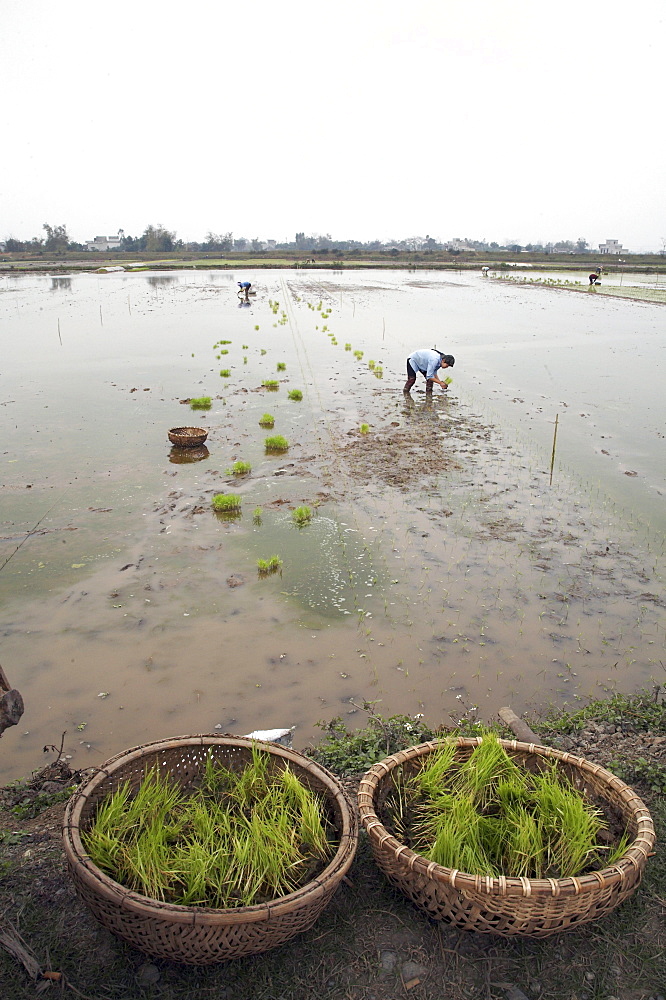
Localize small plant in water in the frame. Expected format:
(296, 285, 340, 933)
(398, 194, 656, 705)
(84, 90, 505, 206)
(265, 435, 289, 452)
(220, 349, 229, 355)
(368, 360, 375, 369)
(211, 493, 242, 513)
(220, 369, 231, 377)
(190, 396, 212, 409)
(345, 343, 351, 351)
(288, 389, 303, 401)
(360, 423, 370, 434)
(262, 379, 279, 389)
(292, 506, 313, 526)
(227, 460, 251, 476)
(257, 555, 282, 575)
(354, 350, 364, 360)
(277, 362, 286, 371)
(253, 506, 263, 524)
(259, 413, 275, 427)
(374, 367, 383, 378)
(260, 348, 267, 356)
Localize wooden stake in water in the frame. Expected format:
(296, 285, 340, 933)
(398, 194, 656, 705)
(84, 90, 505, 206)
(549, 413, 559, 486)
(58, 318, 62, 346)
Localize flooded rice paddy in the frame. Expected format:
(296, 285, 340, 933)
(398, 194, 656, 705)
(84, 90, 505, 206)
(1, 268, 664, 781)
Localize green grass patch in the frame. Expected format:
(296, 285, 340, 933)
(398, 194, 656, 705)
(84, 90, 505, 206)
(262, 379, 279, 389)
(189, 396, 212, 409)
(220, 369, 231, 377)
(287, 389, 303, 401)
(259, 413, 275, 427)
(359, 423, 370, 434)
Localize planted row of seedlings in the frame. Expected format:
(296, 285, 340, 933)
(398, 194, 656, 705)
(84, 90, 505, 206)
(83, 745, 334, 908)
(382, 734, 628, 879)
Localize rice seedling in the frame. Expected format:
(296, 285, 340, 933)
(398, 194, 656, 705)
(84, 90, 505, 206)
(345, 343, 351, 351)
(219, 340, 232, 345)
(259, 413, 275, 427)
(82, 749, 333, 909)
(220, 349, 229, 355)
(354, 350, 364, 360)
(254, 325, 260, 331)
(292, 506, 312, 526)
(444, 376, 453, 386)
(277, 362, 286, 371)
(252, 507, 262, 524)
(374, 367, 383, 378)
(227, 460, 251, 476)
(242, 344, 249, 349)
(288, 389, 303, 401)
(260, 349, 267, 356)
(220, 369, 231, 377)
(190, 396, 212, 409)
(257, 555, 282, 575)
(243, 356, 248, 364)
(368, 360, 375, 369)
(359, 423, 370, 434)
(384, 735, 624, 881)
(265, 435, 289, 452)
(262, 379, 279, 389)
(212, 493, 242, 513)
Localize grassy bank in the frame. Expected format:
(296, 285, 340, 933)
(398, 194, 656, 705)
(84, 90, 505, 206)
(1, 692, 665, 1000)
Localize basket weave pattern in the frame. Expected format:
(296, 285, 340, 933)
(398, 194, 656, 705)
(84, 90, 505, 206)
(358, 737, 654, 938)
(168, 426, 208, 447)
(63, 736, 357, 964)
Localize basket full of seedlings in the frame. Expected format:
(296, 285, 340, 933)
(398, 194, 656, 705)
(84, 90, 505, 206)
(357, 734, 654, 938)
(63, 735, 358, 964)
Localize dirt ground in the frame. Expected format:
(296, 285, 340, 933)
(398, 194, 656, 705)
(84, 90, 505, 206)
(1, 719, 664, 1000)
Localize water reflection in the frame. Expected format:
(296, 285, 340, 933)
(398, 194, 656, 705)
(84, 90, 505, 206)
(168, 445, 210, 464)
(146, 275, 179, 287)
(50, 277, 72, 292)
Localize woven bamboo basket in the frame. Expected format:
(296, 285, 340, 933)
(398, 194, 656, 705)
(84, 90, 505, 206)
(358, 737, 655, 938)
(63, 735, 358, 964)
(168, 426, 208, 447)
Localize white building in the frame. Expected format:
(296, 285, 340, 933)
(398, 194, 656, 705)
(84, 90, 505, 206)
(598, 239, 624, 255)
(85, 233, 123, 251)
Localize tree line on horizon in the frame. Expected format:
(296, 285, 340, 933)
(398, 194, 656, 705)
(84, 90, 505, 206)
(1, 223, 596, 256)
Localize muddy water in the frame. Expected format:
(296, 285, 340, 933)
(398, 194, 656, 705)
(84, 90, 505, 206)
(1, 269, 664, 781)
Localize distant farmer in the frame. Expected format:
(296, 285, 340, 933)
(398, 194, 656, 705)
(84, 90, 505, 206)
(481, 266, 490, 276)
(237, 281, 252, 299)
(588, 269, 601, 286)
(404, 349, 455, 394)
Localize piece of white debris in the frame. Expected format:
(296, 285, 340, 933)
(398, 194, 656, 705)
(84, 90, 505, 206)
(244, 727, 295, 746)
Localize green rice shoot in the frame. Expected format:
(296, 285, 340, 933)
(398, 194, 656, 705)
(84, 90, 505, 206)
(211, 493, 242, 513)
(259, 413, 275, 427)
(383, 734, 627, 880)
(257, 555, 282, 574)
(288, 389, 303, 401)
(82, 749, 334, 908)
(190, 396, 212, 409)
(227, 460, 251, 476)
(292, 506, 312, 526)
(265, 435, 289, 452)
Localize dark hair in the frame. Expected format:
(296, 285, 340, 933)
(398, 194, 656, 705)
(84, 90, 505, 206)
(441, 354, 455, 367)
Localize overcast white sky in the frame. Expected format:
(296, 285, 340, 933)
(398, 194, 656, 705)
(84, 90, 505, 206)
(1, 0, 664, 251)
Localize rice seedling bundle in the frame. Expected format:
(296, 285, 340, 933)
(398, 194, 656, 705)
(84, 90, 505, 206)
(227, 460, 251, 476)
(288, 389, 303, 401)
(190, 397, 212, 410)
(82, 747, 334, 909)
(383, 735, 628, 880)
(212, 493, 242, 512)
(257, 555, 282, 574)
(262, 379, 279, 389)
(258, 413, 275, 427)
(292, 506, 312, 526)
(265, 435, 289, 452)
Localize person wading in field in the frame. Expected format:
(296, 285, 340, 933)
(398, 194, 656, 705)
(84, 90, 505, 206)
(404, 349, 455, 393)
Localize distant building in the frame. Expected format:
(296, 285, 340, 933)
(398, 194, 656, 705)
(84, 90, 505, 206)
(85, 233, 123, 252)
(598, 239, 624, 255)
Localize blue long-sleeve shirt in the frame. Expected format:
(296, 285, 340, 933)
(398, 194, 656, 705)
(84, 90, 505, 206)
(408, 349, 444, 380)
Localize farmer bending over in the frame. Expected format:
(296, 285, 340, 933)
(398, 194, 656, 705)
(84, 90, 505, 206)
(237, 281, 252, 299)
(404, 349, 455, 393)
(588, 270, 601, 286)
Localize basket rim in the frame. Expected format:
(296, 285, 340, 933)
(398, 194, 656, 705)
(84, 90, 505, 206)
(168, 426, 208, 435)
(357, 736, 655, 899)
(63, 734, 357, 925)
